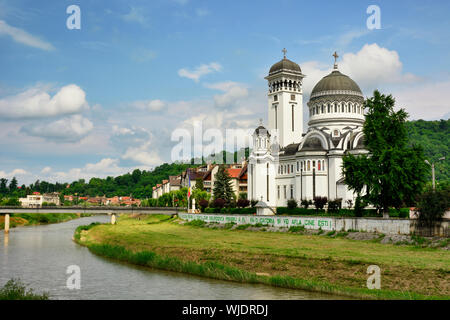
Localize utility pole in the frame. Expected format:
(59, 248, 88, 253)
(425, 157, 445, 190)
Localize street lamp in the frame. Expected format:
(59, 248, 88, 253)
(425, 157, 445, 190)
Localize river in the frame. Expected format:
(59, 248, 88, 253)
(0, 216, 345, 300)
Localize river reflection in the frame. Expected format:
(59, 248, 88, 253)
(0, 216, 347, 300)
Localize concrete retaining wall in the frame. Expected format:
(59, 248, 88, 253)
(178, 213, 413, 235)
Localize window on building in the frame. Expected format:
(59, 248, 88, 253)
(307, 161, 310, 171)
(318, 161, 321, 170)
(291, 164, 294, 173)
(274, 95, 278, 102)
(321, 105, 324, 113)
(327, 104, 330, 113)
(292, 105, 295, 132)
(313, 160, 315, 168)
(277, 185, 280, 199)
(290, 185, 294, 199)
(297, 161, 299, 172)
(334, 104, 337, 112)
(291, 94, 295, 101)
(283, 185, 287, 199)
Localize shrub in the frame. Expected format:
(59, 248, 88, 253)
(198, 199, 209, 212)
(287, 199, 298, 210)
(250, 199, 258, 207)
(237, 198, 250, 208)
(313, 197, 328, 210)
(300, 199, 310, 209)
(288, 226, 305, 233)
(327, 199, 342, 213)
(0, 279, 48, 300)
(213, 198, 226, 209)
(417, 187, 449, 227)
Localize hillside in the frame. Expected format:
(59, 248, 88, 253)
(406, 119, 449, 184)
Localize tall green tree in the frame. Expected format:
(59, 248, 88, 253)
(213, 165, 234, 205)
(9, 177, 18, 192)
(0, 178, 8, 195)
(342, 90, 428, 217)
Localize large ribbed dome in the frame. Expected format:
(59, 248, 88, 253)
(269, 58, 302, 75)
(311, 70, 362, 97)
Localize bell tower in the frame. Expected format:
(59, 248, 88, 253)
(265, 49, 305, 148)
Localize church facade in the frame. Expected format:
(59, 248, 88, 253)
(248, 51, 368, 210)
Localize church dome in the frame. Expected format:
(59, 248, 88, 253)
(311, 70, 362, 98)
(269, 58, 302, 75)
(307, 53, 365, 128)
(254, 125, 270, 136)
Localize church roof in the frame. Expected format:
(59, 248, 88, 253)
(280, 143, 300, 156)
(300, 137, 326, 151)
(310, 70, 362, 98)
(269, 57, 302, 75)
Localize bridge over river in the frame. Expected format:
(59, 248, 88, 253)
(0, 206, 182, 233)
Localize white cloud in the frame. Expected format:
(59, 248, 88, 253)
(178, 62, 222, 82)
(339, 43, 419, 90)
(0, 20, 54, 50)
(41, 167, 52, 174)
(22, 115, 93, 142)
(122, 7, 147, 26)
(0, 168, 28, 179)
(393, 80, 450, 120)
(131, 99, 166, 111)
(301, 43, 419, 95)
(40, 158, 137, 183)
(0, 84, 89, 119)
(205, 81, 249, 108)
(122, 142, 163, 166)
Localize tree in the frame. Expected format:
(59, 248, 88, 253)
(195, 178, 204, 191)
(213, 165, 234, 205)
(417, 186, 449, 227)
(9, 177, 18, 192)
(0, 178, 8, 195)
(342, 90, 428, 218)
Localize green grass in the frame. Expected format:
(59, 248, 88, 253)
(81, 242, 441, 300)
(75, 215, 450, 300)
(0, 279, 48, 300)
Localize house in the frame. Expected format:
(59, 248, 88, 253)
(19, 192, 60, 207)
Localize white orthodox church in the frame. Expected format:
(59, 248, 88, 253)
(248, 51, 369, 211)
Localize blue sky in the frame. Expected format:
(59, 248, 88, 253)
(0, 0, 449, 184)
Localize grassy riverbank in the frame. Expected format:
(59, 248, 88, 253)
(0, 213, 89, 230)
(75, 215, 450, 300)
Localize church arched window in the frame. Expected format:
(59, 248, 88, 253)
(334, 104, 337, 113)
(307, 161, 310, 171)
(321, 105, 324, 113)
(327, 104, 330, 113)
(318, 161, 321, 171)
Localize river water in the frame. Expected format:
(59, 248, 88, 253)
(0, 216, 345, 300)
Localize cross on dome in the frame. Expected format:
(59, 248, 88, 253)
(282, 48, 287, 59)
(333, 51, 339, 69)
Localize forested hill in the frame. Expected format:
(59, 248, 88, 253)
(406, 119, 449, 183)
